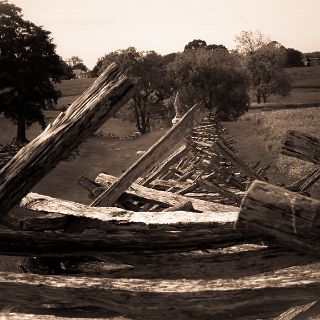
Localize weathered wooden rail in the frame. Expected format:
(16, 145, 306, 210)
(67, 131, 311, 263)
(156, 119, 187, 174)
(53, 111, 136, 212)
(1, 62, 320, 319)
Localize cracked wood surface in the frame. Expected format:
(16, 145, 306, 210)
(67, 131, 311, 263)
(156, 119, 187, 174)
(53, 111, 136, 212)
(95, 173, 237, 212)
(236, 180, 320, 257)
(281, 130, 320, 164)
(91, 102, 207, 207)
(0, 63, 134, 218)
(0, 244, 320, 319)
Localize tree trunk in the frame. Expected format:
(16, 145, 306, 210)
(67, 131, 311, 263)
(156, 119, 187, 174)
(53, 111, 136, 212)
(16, 107, 27, 145)
(256, 93, 261, 104)
(0, 63, 134, 219)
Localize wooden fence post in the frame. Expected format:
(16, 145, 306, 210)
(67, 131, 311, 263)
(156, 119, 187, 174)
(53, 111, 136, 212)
(281, 130, 320, 164)
(91, 103, 207, 207)
(0, 63, 134, 218)
(236, 180, 320, 257)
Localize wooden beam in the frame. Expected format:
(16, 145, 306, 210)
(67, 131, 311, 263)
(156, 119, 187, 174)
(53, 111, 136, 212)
(140, 145, 189, 186)
(0, 63, 134, 218)
(21, 192, 237, 227)
(95, 173, 237, 212)
(282, 130, 320, 164)
(275, 301, 319, 320)
(236, 180, 320, 257)
(91, 103, 207, 207)
(1, 256, 320, 319)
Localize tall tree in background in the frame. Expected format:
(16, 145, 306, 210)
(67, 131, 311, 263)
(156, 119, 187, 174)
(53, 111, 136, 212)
(66, 55, 88, 72)
(95, 48, 174, 134)
(286, 48, 304, 67)
(236, 31, 290, 103)
(169, 43, 249, 120)
(0, 0, 64, 144)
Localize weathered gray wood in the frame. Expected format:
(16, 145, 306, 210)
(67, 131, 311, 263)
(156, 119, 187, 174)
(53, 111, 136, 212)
(95, 173, 237, 212)
(236, 180, 320, 257)
(282, 130, 320, 164)
(91, 102, 207, 207)
(21, 192, 237, 227)
(141, 145, 189, 186)
(1, 314, 123, 320)
(0, 227, 244, 256)
(0, 63, 134, 218)
(214, 139, 265, 181)
(275, 301, 318, 320)
(1, 254, 320, 319)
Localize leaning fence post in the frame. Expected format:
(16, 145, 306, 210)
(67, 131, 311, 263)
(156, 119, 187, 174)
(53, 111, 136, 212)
(0, 63, 134, 219)
(90, 102, 207, 207)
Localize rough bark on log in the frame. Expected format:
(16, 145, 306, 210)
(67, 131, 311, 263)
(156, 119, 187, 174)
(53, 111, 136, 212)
(91, 102, 207, 207)
(95, 173, 236, 212)
(281, 130, 320, 164)
(236, 180, 320, 257)
(2, 257, 320, 319)
(0, 63, 134, 218)
(0, 228, 244, 256)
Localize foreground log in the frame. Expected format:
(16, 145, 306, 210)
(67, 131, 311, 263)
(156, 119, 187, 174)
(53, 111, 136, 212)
(0, 228, 244, 256)
(2, 257, 320, 319)
(281, 130, 320, 164)
(91, 102, 207, 207)
(236, 180, 320, 257)
(0, 63, 134, 218)
(95, 173, 236, 212)
(21, 192, 237, 229)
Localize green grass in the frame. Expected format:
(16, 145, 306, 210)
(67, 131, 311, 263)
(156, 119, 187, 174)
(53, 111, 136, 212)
(239, 107, 320, 182)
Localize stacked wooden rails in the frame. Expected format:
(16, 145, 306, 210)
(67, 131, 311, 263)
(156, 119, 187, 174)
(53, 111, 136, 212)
(2, 64, 320, 319)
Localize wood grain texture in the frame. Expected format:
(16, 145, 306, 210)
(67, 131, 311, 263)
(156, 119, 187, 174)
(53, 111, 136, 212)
(91, 102, 207, 207)
(95, 173, 237, 212)
(236, 180, 320, 257)
(281, 130, 320, 164)
(0, 248, 320, 319)
(0, 63, 134, 218)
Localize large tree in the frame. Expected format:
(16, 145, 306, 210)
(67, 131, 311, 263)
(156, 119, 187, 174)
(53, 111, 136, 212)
(168, 45, 250, 120)
(95, 48, 174, 134)
(236, 31, 290, 103)
(286, 48, 304, 67)
(0, 1, 64, 145)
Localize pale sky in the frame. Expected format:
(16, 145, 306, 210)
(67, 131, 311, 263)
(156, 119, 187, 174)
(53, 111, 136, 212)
(10, 0, 320, 69)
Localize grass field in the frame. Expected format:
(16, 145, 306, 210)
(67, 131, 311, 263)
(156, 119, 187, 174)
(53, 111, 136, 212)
(239, 107, 320, 186)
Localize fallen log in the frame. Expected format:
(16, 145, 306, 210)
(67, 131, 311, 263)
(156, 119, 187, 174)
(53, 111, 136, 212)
(91, 102, 207, 207)
(281, 130, 320, 164)
(236, 180, 320, 257)
(95, 173, 236, 212)
(0, 63, 134, 218)
(1, 259, 320, 319)
(0, 227, 244, 257)
(21, 192, 237, 228)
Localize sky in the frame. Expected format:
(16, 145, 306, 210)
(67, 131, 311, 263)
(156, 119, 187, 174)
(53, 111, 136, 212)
(9, 0, 320, 69)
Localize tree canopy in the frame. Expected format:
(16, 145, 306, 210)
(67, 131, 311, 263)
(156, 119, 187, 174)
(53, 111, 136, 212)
(236, 31, 290, 103)
(0, 0, 64, 144)
(169, 45, 249, 120)
(95, 48, 175, 133)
